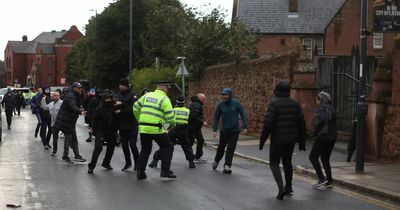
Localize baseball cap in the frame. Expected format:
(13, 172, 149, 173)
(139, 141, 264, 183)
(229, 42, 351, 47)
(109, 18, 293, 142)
(72, 82, 83, 88)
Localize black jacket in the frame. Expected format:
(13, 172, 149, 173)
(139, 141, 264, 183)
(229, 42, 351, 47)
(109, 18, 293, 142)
(260, 81, 306, 149)
(92, 103, 117, 136)
(40, 96, 52, 122)
(188, 96, 204, 130)
(55, 90, 82, 134)
(15, 94, 25, 107)
(115, 89, 138, 130)
(2, 93, 16, 111)
(313, 103, 337, 141)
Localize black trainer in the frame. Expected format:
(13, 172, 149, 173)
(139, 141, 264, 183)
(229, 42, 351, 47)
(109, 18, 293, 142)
(189, 161, 196, 169)
(62, 157, 74, 164)
(160, 170, 177, 179)
(148, 160, 158, 168)
(86, 138, 92, 142)
(51, 151, 56, 156)
(313, 179, 328, 189)
(74, 156, 86, 162)
(122, 163, 132, 171)
(88, 166, 94, 174)
(46, 144, 52, 149)
(101, 164, 113, 170)
(284, 185, 293, 195)
(137, 171, 147, 180)
(276, 191, 285, 200)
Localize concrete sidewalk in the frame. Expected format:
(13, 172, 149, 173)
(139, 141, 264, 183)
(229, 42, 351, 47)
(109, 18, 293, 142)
(201, 127, 400, 204)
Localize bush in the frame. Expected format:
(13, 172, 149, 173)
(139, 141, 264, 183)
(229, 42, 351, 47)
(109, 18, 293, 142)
(130, 67, 181, 95)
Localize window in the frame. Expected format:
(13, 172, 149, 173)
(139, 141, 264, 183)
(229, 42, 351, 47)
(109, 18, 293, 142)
(373, 33, 383, 49)
(47, 58, 53, 71)
(302, 38, 312, 51)
(47, 74, 53, 83)
(315, 38, 324, 55)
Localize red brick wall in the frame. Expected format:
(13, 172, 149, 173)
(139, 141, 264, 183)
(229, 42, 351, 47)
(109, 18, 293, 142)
(256, 35, 297, 55)
(61, 25, 83, 43)
(11, 54, 27, 86)
(188, 55, 297, 133)
(324, 0, 395, 56)
(36, 54, 56, 87)
(55, 46, 72, 86)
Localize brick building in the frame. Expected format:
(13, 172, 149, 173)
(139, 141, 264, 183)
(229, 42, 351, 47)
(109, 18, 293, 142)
(234, 0, 394, 57)
(3, 25, 83, 88)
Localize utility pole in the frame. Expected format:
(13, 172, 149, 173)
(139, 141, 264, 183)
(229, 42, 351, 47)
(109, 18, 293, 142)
(129, 0, 133, 74)
(356, 0, 368, 173)
(176, 57, 189, 97)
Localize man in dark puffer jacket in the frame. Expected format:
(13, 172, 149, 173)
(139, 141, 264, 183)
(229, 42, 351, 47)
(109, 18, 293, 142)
(56, 82, 86, 164)
(259, 80, 306, 200)
(188, 93, 207, 163)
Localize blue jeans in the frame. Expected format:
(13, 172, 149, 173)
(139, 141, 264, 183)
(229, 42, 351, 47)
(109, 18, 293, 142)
(35, 112, 42, 135)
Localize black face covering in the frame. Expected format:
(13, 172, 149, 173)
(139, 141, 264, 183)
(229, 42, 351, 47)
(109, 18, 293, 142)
(103, 100, 113, 107)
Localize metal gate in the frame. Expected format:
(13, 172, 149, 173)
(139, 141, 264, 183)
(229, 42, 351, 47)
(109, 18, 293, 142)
(315, 55, 378, 133)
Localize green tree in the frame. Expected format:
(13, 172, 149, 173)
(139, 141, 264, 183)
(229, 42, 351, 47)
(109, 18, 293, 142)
(65, 38, 90, 83)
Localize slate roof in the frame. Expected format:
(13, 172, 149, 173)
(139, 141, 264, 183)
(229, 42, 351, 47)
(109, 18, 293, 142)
(33, 31, 66, 43)
(8, 41, 37, 54)
(236, 0, 345, 34)
(37, 43, 55, 54)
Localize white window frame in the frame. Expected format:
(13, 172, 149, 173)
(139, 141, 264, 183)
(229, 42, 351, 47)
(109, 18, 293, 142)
(373, 33, 383, 49)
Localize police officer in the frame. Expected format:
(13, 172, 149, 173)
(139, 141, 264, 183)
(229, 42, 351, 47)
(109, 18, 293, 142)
(149, 96, 196, 169)
(133, 82, 177, 180)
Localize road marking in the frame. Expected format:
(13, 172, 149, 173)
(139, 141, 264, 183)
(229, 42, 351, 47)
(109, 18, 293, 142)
(27, 183, 35, 188)
(23, 169, 29, 175)
(31, 191, 39, 198)
(34, 202, 42, 209)
(25, 175, 31, 180)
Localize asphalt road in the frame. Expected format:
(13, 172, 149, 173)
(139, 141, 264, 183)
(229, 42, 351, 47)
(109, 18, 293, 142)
(0, 110, 393, 210)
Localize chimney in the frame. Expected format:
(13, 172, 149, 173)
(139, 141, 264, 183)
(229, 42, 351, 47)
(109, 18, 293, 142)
(22, 35, 28, 42)
(289, 0, 298, 12)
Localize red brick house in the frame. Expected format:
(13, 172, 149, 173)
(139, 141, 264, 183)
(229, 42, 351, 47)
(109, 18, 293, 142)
(3, 25, 83, 88)
(234, 0, 395, 57)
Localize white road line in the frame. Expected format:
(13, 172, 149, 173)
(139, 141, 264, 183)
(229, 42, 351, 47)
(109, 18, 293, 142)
(31, 191, 39, 198)
(23, 169, 29, 174)
(34, 202, 42, 209)
(25, 175, 31, 180)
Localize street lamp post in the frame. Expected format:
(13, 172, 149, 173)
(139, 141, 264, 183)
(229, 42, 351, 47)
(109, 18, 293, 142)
(356, 0, 368, 173)
(129, 0, 133, 73)
(176, 57, 189, 97)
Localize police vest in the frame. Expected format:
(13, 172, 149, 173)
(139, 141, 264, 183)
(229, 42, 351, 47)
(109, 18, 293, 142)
(133, 89, 175, 134)
(174, 107, 190, 125)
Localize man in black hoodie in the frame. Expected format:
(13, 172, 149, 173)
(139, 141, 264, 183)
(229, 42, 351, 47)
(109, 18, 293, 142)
(88, 93, 118, 174)
(2, 88, 16, 130)
(115, 78, 139, 171)
(259, 80, 306, 200)
(309, 91, 337, 189)
(188, 93, 207, 164)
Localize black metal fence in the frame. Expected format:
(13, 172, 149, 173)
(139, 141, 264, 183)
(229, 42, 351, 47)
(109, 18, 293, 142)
(315, 55, 378, 133)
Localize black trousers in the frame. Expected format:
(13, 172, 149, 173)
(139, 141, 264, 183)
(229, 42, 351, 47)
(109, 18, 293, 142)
(119, 128, 139, 166)
(52, 126, 59, 153)
(269, 143, 295, 191)
(40, 120, 52, 146)
(5, 110, 13, 127)
(62, 129, 81, 159)
(89, 132, 117, 169)
(189, 128, 205, 159)
(16, 105, 21, 116)
(153, 128, 195, 162)
(137, 133, 174, 171)
(309, 140, 335, 182)
(214, 131, 240, 167)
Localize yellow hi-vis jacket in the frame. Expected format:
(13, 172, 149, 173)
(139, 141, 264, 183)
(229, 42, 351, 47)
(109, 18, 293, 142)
(133, 89, 176, 134)
(174, 107, 190, 125)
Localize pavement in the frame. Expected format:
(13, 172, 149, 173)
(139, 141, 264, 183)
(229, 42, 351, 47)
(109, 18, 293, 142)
(201, 127, 400, 205)
(0, 109, 398, 209)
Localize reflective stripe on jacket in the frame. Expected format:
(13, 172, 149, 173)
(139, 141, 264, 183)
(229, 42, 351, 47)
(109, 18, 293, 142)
(133, 89, 175, 134)
(174, 107, 190, 125)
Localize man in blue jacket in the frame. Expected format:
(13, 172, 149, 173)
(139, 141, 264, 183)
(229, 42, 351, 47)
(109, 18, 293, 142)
(212, 88, 247, 174)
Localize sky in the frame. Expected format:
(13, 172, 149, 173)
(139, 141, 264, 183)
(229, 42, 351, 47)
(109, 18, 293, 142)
(0, 0, 233, 60)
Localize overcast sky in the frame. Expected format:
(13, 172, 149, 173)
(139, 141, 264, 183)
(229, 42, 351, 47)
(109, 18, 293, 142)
(0, 0, 233, 60)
